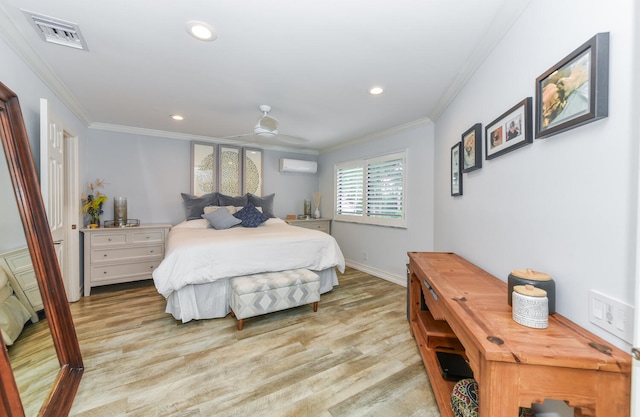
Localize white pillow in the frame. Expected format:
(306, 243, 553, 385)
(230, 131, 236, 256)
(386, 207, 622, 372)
(203, 205, 237, 215)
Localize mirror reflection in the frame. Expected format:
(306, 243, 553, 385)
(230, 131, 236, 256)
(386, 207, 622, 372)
(0, 137, 58, 415)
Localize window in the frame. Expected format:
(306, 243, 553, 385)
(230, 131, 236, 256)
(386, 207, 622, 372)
(334, 151, 406, 227)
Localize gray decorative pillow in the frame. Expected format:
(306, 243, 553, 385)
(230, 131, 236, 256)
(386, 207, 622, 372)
(248, 193, 276, 218)
(202, 207, 242, 229)
(218, 193, 248, 207)
(233, 203, 268, 227)
(181, 192, 219, 220)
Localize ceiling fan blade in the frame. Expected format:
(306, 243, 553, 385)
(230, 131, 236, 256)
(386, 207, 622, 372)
(276, 133, 310, 145)
(221, 133, 254, 140)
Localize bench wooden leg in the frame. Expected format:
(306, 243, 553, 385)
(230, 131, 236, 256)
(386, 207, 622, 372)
(237, 318, 243, 331)
(313, 301, 318, 312)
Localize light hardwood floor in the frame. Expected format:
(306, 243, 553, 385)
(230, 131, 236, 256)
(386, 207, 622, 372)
(11, 267, 439, 417)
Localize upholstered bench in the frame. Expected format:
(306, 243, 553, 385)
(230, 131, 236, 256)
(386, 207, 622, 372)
(229, 268, 320, 330)
(451, 378, 536, 417)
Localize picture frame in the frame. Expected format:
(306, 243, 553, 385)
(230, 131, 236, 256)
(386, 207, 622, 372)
(461, 123, 482, 173)
(242, 148, 264, 196)
(485, 97, 532, 160)
(191, 141, 217, 195)
(535, 32, 609, 139)
(451, 142, 462, 196)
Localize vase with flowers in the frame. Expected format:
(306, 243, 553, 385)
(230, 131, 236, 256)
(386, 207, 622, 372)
(81, 179, 107, 228)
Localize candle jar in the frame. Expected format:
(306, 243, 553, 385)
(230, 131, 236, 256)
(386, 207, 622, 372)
(303, 199, 311, 217)
(114, 197, 127, 227)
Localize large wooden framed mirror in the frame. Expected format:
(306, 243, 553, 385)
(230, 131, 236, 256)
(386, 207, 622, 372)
(0, 83, 83, 415)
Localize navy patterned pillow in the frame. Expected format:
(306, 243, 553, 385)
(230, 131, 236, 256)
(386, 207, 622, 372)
(233, 203, 268, 227)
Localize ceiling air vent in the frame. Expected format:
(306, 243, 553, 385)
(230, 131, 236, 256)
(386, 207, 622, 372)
(23, 10, 88, 50)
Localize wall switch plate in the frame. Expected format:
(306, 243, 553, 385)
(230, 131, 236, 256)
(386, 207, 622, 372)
(588, 290, 634, 343)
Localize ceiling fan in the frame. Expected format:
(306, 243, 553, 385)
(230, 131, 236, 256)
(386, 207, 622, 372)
(224, 105, 309, 145)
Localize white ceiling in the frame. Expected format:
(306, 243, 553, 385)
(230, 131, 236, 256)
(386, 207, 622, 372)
(0, 0, 529, 152)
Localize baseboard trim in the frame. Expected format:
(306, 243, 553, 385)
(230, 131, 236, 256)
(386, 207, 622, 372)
(344, 260, 406, 287)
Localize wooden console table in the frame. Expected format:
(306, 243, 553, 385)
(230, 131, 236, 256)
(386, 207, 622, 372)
(408, 252, 631, 417)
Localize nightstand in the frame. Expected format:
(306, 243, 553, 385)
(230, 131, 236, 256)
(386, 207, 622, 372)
(285, 218, 331, 234)
(81, 224, 171, 296)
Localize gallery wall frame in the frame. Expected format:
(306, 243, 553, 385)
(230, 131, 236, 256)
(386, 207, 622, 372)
(485, 97, 532, 160)
(461, 123, 482, 173)
(191, 142, 263, 197)
(191, 142, 217, 195)
(242, 148, 263, 196)
(535, 32, 609, 139)
(451, 142, 462, 196)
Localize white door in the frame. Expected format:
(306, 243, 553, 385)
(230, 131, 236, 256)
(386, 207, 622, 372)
(40, 99, 81, 302)
(633, 263, 639, 416)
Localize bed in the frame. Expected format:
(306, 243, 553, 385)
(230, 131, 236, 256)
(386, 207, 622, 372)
(153, 217, 345, 323)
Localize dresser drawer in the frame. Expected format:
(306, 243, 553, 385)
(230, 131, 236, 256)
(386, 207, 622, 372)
(90, 260, 162, 283)
(301, 221, 329, 232)
(91, 244, 164, 263)
(15, 270, 38, 291)
(91, 232, 128, 246)
(132, 230, 165, 243)
(4, 250, 32, 274)
(24, 287, 43, 311)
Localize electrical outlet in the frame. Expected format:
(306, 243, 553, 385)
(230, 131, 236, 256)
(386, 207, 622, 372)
(588, 290, 634, 343)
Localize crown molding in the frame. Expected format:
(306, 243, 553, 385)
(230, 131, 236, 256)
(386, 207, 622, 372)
(320, 117, 433, 154)
(428, 0, 532, 122)
(0, 4, 93, 126)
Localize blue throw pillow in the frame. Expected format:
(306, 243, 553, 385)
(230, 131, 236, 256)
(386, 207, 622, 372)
(202, 207, 242, 230)
(233, 203, 269, 227)
(248, 193, 276, 218)
(181, 192, 219, 220)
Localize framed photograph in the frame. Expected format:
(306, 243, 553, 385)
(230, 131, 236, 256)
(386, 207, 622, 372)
(462, 123, 482, 173)
(535, 32, 609, 139)
(451, 142, 462, 196)
(485, 97, 532, 160)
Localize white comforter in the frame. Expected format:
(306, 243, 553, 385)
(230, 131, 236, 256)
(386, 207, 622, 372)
(153, 218, 345, 298)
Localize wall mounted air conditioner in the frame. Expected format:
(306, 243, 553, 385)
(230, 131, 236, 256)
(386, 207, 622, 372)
(279, 158, 318, 174)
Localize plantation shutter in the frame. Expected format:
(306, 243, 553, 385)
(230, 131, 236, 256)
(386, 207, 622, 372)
(366, 154, 404, 219)
(336, 164, 363, 216)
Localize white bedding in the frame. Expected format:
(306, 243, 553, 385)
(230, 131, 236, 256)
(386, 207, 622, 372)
(153, 217, 345, 302)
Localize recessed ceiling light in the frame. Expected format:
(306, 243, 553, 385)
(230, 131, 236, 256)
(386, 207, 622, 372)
(186, 21, 217, 41)
(171, 114, 184, 121)
(369, 86, 384, 95)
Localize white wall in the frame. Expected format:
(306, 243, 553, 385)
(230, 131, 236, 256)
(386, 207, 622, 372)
(85, 129, 320, 225)
(434, 0, 636, 352)
(320, 120, 435, 284)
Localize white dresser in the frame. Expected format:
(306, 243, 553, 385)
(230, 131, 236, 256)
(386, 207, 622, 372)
(285, 218, 331, 234)
(81, 224, 171, 296)
(0, 247, 41, 322)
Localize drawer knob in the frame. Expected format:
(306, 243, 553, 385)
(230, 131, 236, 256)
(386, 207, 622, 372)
(150, 250, 154, 253)
(108, 238, 112, 241)
(103, 254, 108, 257)
(103, 271, 107, 274)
